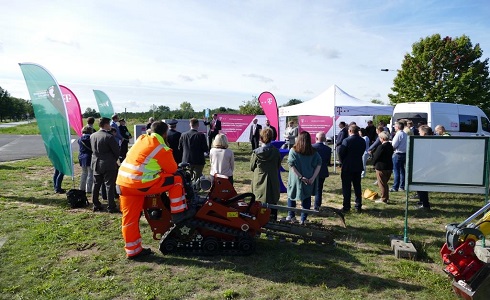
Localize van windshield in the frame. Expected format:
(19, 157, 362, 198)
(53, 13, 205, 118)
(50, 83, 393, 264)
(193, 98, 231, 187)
(393, 113, 428, 127)
(481, 117, 490, 133)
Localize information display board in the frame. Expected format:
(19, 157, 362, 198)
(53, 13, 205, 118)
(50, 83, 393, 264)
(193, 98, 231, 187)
(408, 136, 488, 191)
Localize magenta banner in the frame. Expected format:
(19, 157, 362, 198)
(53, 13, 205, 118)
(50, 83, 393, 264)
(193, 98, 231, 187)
(218, 114, 257, 142)
(258, 91, 279, 139)
(60, 85, 83, 137)
(298, 116, 334, 142)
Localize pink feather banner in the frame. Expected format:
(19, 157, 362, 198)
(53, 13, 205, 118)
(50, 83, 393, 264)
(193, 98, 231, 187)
(258, 91, 279, 139)
(60, 85, 83, 137)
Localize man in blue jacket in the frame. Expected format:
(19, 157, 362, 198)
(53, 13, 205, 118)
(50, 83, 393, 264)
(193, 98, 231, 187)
(312, 132, 332, 210)
(338, 125, 366, 213)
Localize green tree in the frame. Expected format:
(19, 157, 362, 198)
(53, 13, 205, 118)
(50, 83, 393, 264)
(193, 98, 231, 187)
(24, 100, 34, 117)
(157, 105, 170, 113)
(180, 101, 194, 112)
(0, 87, 11, 121)
(281, 99, 303, 107)
(389, 34, 490, 113)
(371, 99, 384, 105)
(239, 96, 264, 115)
(82, 107, 99, 118)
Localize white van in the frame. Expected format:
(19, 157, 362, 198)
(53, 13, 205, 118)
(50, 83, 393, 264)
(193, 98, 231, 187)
(392, 102, 490, 136)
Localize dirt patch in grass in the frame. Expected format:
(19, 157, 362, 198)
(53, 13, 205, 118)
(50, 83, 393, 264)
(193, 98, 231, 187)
(62, 243, 99, 259)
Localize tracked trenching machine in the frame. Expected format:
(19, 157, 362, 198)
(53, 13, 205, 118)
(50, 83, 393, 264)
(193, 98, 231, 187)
(440, 202, 490, 300)
(142, 163, 345, 255)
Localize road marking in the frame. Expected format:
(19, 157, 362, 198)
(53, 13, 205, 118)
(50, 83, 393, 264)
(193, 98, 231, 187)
(0, 135, 22, 152)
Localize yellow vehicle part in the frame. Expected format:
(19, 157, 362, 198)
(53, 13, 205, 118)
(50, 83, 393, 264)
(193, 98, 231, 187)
(463, 211, 490, 242)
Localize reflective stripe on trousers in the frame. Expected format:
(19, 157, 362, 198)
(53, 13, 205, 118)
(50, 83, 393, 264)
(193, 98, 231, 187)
(126, 246, 143, 256)
(119, 174, 186, 257)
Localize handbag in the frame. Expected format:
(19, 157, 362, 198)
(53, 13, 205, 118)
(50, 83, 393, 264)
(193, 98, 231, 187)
(67, 189, 89, 208)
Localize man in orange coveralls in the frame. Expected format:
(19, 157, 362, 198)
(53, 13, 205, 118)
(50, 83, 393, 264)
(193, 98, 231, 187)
(116, 121, 194, 259)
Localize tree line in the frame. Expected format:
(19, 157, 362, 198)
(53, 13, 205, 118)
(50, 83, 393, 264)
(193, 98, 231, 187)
(0, 87, 34, 122)
(82, 97, 305, 122)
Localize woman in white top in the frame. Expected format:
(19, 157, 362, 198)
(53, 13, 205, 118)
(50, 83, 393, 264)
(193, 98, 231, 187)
(209, 133, 235, 184)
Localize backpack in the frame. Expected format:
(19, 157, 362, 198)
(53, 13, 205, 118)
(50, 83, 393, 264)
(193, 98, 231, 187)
(67, 189, 89, 208)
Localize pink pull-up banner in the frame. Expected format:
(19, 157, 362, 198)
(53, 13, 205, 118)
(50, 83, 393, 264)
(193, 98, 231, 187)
(258, 91, 279, 140)
(60, 85, 83, 137)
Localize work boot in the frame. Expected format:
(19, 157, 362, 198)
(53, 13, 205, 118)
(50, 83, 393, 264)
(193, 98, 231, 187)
(171, 207, 196, 224)
(127, 248, 153, 260)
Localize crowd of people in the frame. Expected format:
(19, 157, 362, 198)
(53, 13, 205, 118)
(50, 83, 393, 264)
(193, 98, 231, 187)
(54, 114, 447, 259)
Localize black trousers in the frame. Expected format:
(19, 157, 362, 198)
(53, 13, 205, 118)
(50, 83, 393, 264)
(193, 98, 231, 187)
(250, 137, 259, 150)
(120, 140, 129, 163)
(208, 133, 217, 149)
(417, 191, 430, 208)
(92, 169, 118, 209)
(341, 171, 362, 210)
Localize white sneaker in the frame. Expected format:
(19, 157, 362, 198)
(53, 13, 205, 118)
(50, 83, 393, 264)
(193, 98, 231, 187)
(285, 216, 296, 222)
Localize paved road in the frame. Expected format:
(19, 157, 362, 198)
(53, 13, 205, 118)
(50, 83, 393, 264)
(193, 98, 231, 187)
(0, 121, 31, 128)
(0, 134, 81, 162)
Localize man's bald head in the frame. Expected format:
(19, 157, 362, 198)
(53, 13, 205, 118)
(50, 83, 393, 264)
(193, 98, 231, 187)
(316, 131, 326, 142)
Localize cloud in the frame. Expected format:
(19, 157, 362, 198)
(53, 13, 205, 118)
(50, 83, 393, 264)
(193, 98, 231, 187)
(242, 73, 273, 83)
(122, 101, 141, 108)
(179, 75, 194, 82)
(0, 42, 3, 52)
(160, 80, 175, 86)
(179, 74, 208, 82)
(307, 45, 340, 59)
(45, 37, 81, 49)
(303, 90, 314, 95)
(363, 92, 382, 100)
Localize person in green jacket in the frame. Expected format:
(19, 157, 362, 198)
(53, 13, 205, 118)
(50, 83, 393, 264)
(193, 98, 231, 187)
(250, 128, 282, 221)
(286, 131, 322, 225)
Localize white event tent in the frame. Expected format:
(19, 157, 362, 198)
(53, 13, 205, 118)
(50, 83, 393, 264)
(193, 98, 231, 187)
(279, 84, 394, 117)
(279, 84, 394, 171)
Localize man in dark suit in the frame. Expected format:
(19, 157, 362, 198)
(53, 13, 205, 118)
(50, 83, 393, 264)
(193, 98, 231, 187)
(335, 121, 348, 162)
(166, 119, 182, 164)
(204, 113, 221, 148)
(338, 125, 366, 213)
(265, 119, 277, 141)
(312, 131, 332, 210)
(365, 120, 377, 145)
(249, 118, 262, 150)
(179, 118, 209, 180)
(91, 117, 120, 213)
(118, 118, 132, 163)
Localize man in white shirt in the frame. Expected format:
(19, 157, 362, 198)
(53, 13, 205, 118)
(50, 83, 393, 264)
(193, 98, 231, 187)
(249, 118, 262, 150)
(390, 121, 408, 192)
(282, 121, 298, 149)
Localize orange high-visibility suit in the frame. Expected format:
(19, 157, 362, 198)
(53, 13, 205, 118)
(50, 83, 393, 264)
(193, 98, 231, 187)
(116, 133, 187, 258)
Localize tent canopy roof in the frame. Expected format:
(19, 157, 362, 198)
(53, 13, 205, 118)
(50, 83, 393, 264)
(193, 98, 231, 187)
(279, 84, 393, 117)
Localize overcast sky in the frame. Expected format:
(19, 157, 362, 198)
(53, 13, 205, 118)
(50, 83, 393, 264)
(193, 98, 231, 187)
(1, 0, 489, 113)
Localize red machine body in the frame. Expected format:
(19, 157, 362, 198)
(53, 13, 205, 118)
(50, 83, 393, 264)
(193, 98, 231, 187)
(143, 174, 270, 254)
(440, 239, 484, 282)
(440, 210, 490, 300)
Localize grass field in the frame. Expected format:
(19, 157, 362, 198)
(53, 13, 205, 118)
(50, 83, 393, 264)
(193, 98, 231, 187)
(0, 131, 480, 299)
